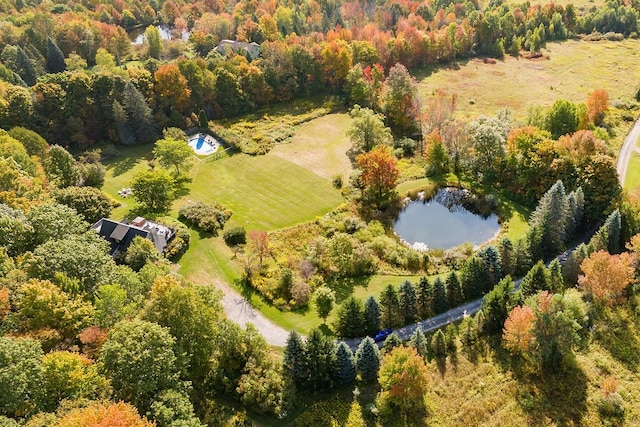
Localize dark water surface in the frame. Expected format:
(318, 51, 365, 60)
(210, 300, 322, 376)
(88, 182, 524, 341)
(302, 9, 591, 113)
(394, 197, 500, 250)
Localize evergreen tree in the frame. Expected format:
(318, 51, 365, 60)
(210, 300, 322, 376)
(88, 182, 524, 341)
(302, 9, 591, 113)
(460, 256, 487, 300)
(481, 276, 517, 334)
(432, 329, 447, 361)
(398, 280, 418, 324)
(548, 258, 564, 293)
(45, 37, 65, 73)
(16, 46, 36, 86)
(198, 109, 209, 128)
(283, 330, 307, 386)
(446, 271, 463, 308)
(530, 180, 571, 256)
(459, 316, 478, 349)
(519, 261, 551, 297)
(497, 237, 516, 277)
(409, 327, 429, 359)
(604, 209, 622, 254)
(588, 226, 608, 253)
(432, 277, 448, 314)
(305, 329, 337, 390)
(334, 342, 356, 385)
(478, 245, 502, 292)
(355, 337, 380, 382)
(122, 82, 157, 144)
(445, 323, 458, 356)
(335, 297, 365, 338)
(382, 333, 402, 354)
(416, 276, 433, 318)
(380, 284, 400, 328)
(514, 237, 533, 277)
(526, 223, 545, 265)
(562, 243, 589, 286)
(363, 296, 381, 335)
(113, 100, 136, 145)
(566, 187, 585, 238)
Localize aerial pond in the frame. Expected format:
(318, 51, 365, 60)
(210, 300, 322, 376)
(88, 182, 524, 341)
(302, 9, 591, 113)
(394, 188, 501, 251)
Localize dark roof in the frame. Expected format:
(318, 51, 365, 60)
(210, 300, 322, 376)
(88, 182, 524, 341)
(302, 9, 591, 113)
(110, 223, 129, 242)
(92, 218, 154, 256)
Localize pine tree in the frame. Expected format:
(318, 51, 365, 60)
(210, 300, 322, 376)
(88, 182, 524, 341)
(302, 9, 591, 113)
(345, 400, 365, 427)
(16, 46, 36, 86)
(198, 109, 209, 128)
(416, 276, 433, 318)
(479, 245, 502, 292)
(445, 323, 458, 356)
(382, 333, 402, 354)
(363, 296, 381, 336)
(459, 316, 478, 349)
(432, 277, 448, 314)
(380, 284, 400, 328)
(497, 237, 516, 277)
(562, 243, 589, 286)
(548, 258, 564, 293)
(335, 297, 365, 338)
(530, 180, 571, 256)
(567, 187, 585, 236)
(526, 223, 545, 265)
(519, 261, 551, 297)
(514, 237, 533, 277)
(460, 256, 487, 300)
(409, 327, 429, 359)
(122, 82, 157, 144)
(113, 100, 136, 145)
(398, 280, 418, 324)
(355, 337, 380, 382)
(604, 209, 621, 254)
(432, 329, 447, 360)
(283, 330, 307, 386)
(481, 276, 516, 334)
(334, 342, 356, 385)
(305, 328, 337, 390)
(46, 37, 65, 73)
(446, 271, 463, 308)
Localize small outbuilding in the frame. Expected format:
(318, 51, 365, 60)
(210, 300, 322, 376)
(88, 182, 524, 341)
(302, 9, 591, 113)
(214, 40, 260, 60)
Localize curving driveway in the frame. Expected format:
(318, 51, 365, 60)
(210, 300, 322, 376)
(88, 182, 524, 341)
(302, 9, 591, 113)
(617, 116, 640, 186)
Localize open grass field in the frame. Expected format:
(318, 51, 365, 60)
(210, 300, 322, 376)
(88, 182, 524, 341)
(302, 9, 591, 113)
(417, 39, 640, 123)
(270, 112, 353, 180)
(184, 152, 343, 231)
(625, 151, 640, 191)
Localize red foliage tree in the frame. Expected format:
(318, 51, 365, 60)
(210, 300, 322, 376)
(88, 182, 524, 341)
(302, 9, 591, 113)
(356, 145, 399, 206)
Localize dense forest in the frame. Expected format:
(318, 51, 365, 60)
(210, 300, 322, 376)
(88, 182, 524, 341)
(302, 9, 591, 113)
(2, 0, 640, 424)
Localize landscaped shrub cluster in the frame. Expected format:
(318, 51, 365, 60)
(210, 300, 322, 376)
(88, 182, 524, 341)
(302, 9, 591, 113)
(179, 201, 231, 235)
(157, 217, 191, 260)
(223, 226, 247, 246)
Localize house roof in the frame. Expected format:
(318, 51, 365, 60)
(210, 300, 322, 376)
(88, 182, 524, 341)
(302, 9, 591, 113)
(91, 218, 173, 257)
(110, 223, 129, 242)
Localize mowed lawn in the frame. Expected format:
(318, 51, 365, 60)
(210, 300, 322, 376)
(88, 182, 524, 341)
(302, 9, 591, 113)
(625, 146, 640, 192)
(270, 112, 353, 180)
(418, 39, 640, 121)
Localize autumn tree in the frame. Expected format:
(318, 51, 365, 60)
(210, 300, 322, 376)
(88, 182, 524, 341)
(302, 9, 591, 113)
(377, 347, 429, 420)
(153, 137, 193, 177)
(502, 305, 535, 354)
(247, 230, 271, 267)
(55, 401, 155, 427)
(155, 64, 192, 114)
(346, 106, 393, 160)
(578, 250, 635, 307)
(356, 145, 399, 207)
(314, 285, 336, 323)
(382, 63, 420, 136)
(145, 26, 162, 59)
(587, 89, 609, 126)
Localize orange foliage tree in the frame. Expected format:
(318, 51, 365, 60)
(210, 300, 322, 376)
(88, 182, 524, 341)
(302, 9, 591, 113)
(154, 64, 192, 113)
(0, 286, 9, 320)
(377, 346, 429, 418)
(356, 145, 399, 206)
(55, 401, 155, 427)
(578, 250, 635, 307)
(586, 89, 609, 126)
(502, 305, 535, 353)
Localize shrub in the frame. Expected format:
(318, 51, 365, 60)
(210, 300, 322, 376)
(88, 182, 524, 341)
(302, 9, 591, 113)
(223, 225, 247, 246)
(332, 174, 343, 189)
(157, 217, 190, 260)
(179, 201, 232, 235)
(291, 281, 311, 307)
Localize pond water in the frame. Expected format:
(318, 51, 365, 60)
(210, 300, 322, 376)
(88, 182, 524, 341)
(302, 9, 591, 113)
(394, 188, 501, 251)
(128, 25, 190, 45)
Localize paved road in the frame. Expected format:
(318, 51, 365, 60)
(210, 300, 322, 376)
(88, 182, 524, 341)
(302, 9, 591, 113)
(617, 116, 640, 186)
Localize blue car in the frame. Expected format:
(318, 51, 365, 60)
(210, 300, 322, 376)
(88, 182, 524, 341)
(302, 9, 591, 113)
(373, 328, 392, 343)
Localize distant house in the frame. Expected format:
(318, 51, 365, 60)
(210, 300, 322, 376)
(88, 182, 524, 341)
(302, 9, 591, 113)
(91, 217, 174, 257)
(214, 40, 260, 60)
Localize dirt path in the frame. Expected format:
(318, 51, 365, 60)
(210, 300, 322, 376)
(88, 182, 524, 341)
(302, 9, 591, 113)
(214, 278, 290, 347)
(617, 116, 640, 186)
